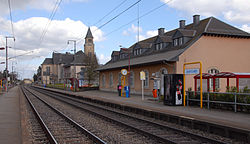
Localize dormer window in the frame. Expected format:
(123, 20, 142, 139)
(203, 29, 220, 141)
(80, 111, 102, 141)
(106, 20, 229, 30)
(120, 53, 127, 59)
(179, 37, 183, 45)
(156, 44, 159, 50)
(174, 39, 178, 46)
(112, 56, 118, 61)
(156, 43, 164, 50)
(134, 48, 142, 56)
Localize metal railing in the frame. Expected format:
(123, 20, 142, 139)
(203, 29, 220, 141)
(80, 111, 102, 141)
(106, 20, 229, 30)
(186, 91, 250, 112)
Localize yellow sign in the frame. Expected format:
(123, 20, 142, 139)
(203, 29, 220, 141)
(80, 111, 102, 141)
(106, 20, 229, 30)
(140, 71, 145, 80)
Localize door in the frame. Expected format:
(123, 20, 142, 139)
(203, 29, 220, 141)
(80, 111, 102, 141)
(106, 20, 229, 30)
(160, 68, 168, 95)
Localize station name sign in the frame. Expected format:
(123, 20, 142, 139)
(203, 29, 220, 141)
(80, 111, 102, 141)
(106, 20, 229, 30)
(185, 68, 199, 75)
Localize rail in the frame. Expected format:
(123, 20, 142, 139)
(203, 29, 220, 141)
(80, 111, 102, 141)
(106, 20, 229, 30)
(21, 86, 58, 144)
(23, 86, 106, 144)
(186, 91, 250, 112)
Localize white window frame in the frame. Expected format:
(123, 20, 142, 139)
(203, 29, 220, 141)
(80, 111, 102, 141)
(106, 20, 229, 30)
(160, 43, 163, 49)
(129, 71, 134, 88)
(143, 70, 149, 88)
(118, 72, 122, 85)
(109, 73, 113, 87)
(208, 68, 220, 90)
(102, 74, 105, 87)
(179, 37, 183, 45)
(174, 39, 178, 46)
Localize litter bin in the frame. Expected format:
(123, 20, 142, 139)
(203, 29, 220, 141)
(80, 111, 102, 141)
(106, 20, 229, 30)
(117, 85, 122, 96)
(124, 86, 130, 98)
(152, 89, 157, 98)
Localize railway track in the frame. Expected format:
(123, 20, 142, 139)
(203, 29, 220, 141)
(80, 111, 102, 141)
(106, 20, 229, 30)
(31, 86, 228, 144)
(21, 86, 106, 144)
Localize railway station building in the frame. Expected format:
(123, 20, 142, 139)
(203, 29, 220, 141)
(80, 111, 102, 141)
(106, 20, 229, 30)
(97, 15, 250, 95)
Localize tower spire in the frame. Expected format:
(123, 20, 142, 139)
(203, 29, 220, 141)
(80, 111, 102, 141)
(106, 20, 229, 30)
(85, 27, 93, 38)
(84, 27, 94, 56)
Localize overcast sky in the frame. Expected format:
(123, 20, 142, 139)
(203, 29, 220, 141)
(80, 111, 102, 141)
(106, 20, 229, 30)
(0, 0, 249, 79)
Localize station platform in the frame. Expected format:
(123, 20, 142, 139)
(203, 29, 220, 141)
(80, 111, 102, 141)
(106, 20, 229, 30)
(37, 86, 250, 132)
(0, 86, 21, 144)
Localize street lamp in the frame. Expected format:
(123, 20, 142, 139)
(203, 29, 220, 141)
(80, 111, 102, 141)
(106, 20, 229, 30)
(120, 46, 131, 97)
(5, 36, 15, 92)
(67, 40, 76, 92)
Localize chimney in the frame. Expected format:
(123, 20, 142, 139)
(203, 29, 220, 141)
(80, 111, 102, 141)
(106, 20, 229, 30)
(179, 20, 185, 29)
(193, 15, 200, 26)
(158, 28, 165, 36)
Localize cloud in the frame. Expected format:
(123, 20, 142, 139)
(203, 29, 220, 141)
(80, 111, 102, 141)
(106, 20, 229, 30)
(0, 0, 90, 15)
(122, 30, 129, 36)
(134, 30, 158, 41)
(122, 24, 142, 36)
(0, 17, 105, 78)
(241, 24, 250, 33)
(0, 0, 57, 15)
(0, 17, 104, 55)
(161, 0, 250, 23)
(224, 11, 250, 24)
(146, 30, 158, 37)
(98, 54, 111, 64)
(135, 35, 146, 41)
(123, 25, 158, 41)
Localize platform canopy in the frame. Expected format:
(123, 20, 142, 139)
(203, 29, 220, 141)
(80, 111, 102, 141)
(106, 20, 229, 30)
(194, 72, 250, 92)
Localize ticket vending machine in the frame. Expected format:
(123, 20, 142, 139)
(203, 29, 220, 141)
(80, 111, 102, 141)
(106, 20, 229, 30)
(164, 74, 183, 106)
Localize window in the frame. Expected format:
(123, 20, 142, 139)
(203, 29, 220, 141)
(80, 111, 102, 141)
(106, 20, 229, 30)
(160, 43, 163, 49)
(118, 73, 122, 85)
(156, 43, 163, 50)
(179, 37, 183, 45)
(208, 68, 220, 90)
(88, 39, 92, 42)
(129, 71, 134, 87)
(143, 70, 149, 88)
(80, 67, 85, 78)
(109, 73, 113, 87)
(133, 49, 143, 55)
(46, 66, 50, 76)
(156, 44, 159, 50)
(174, 39, 178, 46)
(102, 74, 105, 87)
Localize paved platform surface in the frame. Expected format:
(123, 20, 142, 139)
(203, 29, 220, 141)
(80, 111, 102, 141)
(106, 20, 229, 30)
(39, 86, 250, 131)
(0, 86, 21, 144)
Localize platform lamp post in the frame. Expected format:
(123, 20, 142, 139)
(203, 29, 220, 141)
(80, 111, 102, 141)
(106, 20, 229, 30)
(120, 46, 131, 97)
(0, 48, 5, 91)
(67, 40, 76, 92)
(5, 36, 15, 92)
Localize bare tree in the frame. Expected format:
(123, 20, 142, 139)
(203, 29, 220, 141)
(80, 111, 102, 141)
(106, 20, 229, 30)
(85, 54, 99, 85)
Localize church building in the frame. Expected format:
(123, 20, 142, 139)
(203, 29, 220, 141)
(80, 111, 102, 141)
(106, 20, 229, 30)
(41, 27, 97, 86)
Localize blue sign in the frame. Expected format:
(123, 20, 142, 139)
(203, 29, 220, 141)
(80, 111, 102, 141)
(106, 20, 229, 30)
(185, 69, 199, 74)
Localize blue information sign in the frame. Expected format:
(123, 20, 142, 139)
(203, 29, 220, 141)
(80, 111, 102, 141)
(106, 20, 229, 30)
(185, 69, 199, 74)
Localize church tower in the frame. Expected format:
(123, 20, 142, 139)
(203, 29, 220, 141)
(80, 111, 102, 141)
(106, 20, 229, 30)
(84, 27, 94, 56)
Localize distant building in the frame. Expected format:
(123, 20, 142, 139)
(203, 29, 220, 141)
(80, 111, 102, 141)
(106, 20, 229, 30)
(41, 27, 97, 86)
(97, 15, 250, 95)
(23, 79, 32, 84)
